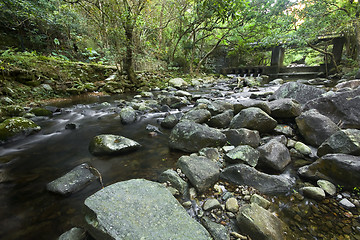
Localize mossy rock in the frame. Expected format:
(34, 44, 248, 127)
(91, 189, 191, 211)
(30, 107, 53, 117)
(0, 117, 41, 141)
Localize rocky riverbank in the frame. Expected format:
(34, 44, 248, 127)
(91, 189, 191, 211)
(2, 73, 360, 239)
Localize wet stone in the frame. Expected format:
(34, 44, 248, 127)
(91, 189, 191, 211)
(46, 163, 98, 195)
(317, 180, 337, 196)
(225, 197, 239, 213)
(339, 198, 356, 209)
(301, 187, 326, 201)
(203, 199, 221, 211)
(88, 134, 141, 156)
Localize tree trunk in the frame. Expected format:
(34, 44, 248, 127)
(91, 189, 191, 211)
(124, 24, 138, 87)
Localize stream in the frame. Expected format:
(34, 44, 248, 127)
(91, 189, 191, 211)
(0, 78, 358, 240)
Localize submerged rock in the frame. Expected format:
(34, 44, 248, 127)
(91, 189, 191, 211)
(46, 163, 98, 195)
(230, 107, 277, 133)
(317, 129, 360, 157)
(89, 134, 141, 156)
(177, 155, 220, 192)
(220, 163, 294, 194)
(271, 82, 325, 104)
(236, 203, 292, 240)
(0, 117, 41, 141)
(296, 109, 339, 147)
(84, 179, 211, 240)
(169, 121, 226, 152)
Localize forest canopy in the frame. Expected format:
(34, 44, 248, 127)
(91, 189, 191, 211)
(0, 0, 359, 83)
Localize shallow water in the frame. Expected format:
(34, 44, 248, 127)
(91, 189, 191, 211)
(0, 95, 184, 240)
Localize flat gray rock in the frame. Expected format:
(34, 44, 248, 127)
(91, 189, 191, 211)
(220, 163, 294, 194)
(181, 109, 211, 124)
(177, 155, 220, 192)
(224, 145, 260, 167)
(89, 134, 141, 156)
(169, 121, 226, 152)
(84, 179, 211, 240)
(47, 163, 98, 195)
(257, 139, 291, 172)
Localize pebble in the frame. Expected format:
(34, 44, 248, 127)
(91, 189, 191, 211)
(339, 198, 356, 209)
(225, 197, 239, 213)
(182, 201, 192, 208)
(317, 179, 337, 196)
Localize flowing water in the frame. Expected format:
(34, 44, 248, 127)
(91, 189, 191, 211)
(1, 79, 358, 240)
(0, 94, 186, 240)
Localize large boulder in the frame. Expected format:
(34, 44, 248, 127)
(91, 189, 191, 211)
(224, 145, 260, 167)
(271, 82, 325, 104)
(119, 106, 136, 124)
(236, 203, 292, 240)
(177, 155, 220, 192)
(89, 134, 141, 156)
(46, 163, 98, 195)
(181, 109, 211, 124)
(298, 154, 360, 187)
(84, 179, 212, 240)
(229, 107, 277, 133)
(169, 121, 226, 152)
(317, 129, 360, 157)
(169, 78, 188, 89)
(257, 139, 291, 172)
(268, 98, 301, 118)
(295, 109, 340, 147)
(222, 128, 260, 148)
(0, 117, 41, 142)
(220, 164, 294, 194)
(302, 86, 360, 128)
(208, 110, 233, 129)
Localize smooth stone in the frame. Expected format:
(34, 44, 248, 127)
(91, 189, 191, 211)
(0, 117, 41, 141)
(180, 109, 211, 124)
(119, 106, 136, 124)
(58, 227, 86, 240)
(300, 186, 326, 201)
(225, 197, 239, 213)
(208, 110, 234, 129)
(89, 134, 141, 156)
(46, 163, 98, 195)
(268, 98, 301, 118)
(233, 100, 271, 115)
(84, 179, 211, 240)
(161, 114, 179, 129)
(339, 198, 356, 209)
(207, 100, 234, 115)
(317, 179, 336, 196)
(203, 199, 221, 211)
(169, 78, 188, 89)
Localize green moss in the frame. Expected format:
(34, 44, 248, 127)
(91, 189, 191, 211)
(30, 107, 53, 117)
(0, 117, 41, 141)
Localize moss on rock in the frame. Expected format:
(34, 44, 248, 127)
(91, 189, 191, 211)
(0, 117, 41, 141)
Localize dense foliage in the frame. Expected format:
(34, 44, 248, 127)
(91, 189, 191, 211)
(0, 0, 359, 82)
